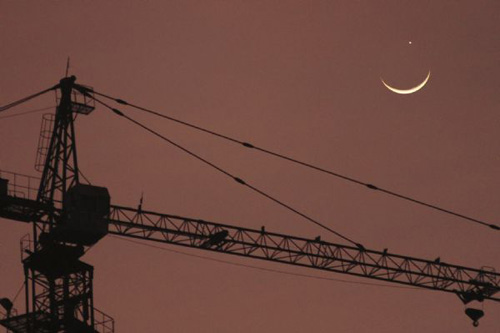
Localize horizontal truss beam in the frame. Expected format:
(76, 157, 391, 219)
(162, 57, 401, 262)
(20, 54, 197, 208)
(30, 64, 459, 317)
(108, 205, 500, 302)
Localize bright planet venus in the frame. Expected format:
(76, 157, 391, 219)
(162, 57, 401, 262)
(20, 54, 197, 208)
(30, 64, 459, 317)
(381, 70, 431, 95)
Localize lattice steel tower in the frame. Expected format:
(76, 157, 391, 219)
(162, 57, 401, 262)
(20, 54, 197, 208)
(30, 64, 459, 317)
(1, 76, 113, 332)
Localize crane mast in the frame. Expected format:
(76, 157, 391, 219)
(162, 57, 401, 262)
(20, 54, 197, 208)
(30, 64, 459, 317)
(35, 76, 79, 237)
(1, 77, 113, 333)
(0, 76, 498, 331)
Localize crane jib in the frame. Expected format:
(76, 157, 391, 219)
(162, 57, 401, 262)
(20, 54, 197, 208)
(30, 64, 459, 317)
(107, 204, 500, 303)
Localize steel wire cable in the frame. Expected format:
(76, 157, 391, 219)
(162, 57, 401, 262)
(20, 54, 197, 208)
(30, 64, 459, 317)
(0, 106, 55, 120)
(12, 283, 24, 303)
(87, 94, 363, 249)
(0, 86, 57, 113)
(88, 88, 500, 232)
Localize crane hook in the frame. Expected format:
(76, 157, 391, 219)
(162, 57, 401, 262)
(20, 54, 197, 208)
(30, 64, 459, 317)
(465, 308, 484, 328)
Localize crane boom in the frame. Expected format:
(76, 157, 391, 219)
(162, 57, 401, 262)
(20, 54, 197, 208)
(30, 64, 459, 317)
(107, 204, 500, 303)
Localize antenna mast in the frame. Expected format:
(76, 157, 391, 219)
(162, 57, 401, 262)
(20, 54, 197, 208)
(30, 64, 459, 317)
(65, 58, 70, 78)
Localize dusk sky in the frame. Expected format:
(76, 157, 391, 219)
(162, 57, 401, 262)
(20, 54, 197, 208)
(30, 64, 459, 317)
(1, 1, 499, 332)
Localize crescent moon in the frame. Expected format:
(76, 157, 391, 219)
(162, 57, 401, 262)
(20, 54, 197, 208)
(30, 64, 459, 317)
(381, 71, 431, 94)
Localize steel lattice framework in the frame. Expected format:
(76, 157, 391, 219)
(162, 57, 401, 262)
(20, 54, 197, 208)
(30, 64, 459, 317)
(108, 205, 500, 302)
(0, 77, 113, 333)
(35, 77, 79, 238)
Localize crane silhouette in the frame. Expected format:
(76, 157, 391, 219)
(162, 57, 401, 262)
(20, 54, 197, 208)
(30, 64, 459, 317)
(0, 76, 498, 332)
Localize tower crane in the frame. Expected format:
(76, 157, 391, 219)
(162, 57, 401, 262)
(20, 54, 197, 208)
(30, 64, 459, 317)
(0, 76, 498, 332)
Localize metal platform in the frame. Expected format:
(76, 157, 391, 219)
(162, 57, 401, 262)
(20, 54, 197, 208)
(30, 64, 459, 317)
(0, 309, 113, 332)
(0, 311, 52, 333)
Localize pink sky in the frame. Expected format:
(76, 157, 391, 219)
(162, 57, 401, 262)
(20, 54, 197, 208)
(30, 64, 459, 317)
(1, 1, 499, 332)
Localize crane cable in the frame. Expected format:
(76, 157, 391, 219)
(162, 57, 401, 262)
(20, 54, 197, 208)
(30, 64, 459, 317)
(87, 94, 364, 249)
(88, 89, 500, 232)
(0, 106, 55, 120)
(0, 86, 57, 113)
